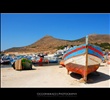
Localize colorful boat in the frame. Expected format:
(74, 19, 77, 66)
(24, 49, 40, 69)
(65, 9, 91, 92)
(106, 52, 110, 65)
(0, 56, 11, 64)
(59, 60, 65, 67)
(62, 36, 104, 83)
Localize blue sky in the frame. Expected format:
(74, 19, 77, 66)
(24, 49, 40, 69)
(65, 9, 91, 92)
(1, 13, 110, 51)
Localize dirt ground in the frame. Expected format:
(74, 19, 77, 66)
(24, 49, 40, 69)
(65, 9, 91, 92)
(1, 63, 110, 88)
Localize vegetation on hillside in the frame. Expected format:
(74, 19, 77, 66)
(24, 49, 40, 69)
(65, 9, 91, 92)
(56, 42, 110, 51)
(94, 43, 110, 51)
(57, 46, 66, 50)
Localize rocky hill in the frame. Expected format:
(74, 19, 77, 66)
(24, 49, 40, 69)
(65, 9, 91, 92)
(3, 34, 110, 54)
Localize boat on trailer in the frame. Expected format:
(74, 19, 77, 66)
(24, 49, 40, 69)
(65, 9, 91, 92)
(62, 35, 104, 83)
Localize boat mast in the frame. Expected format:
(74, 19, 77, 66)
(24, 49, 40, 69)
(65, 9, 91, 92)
(84, 35, 88, 83)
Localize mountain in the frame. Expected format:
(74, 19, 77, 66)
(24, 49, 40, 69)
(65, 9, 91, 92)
(3, 34, 110, 54)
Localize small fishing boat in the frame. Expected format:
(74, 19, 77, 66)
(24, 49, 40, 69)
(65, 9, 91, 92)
(59, 60, 65, 67)
(0, 56, 11, 64)
(44, 55, 58, 63)
(62, 35, 104, 83)
(106, 52, 110, 65)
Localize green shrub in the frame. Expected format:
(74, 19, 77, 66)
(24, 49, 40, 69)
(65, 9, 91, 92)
(57, 45, 66, 50)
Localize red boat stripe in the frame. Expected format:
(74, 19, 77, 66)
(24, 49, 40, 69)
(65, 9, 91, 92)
(88, 46, 104, 56)
(63, 46, 86, 59)
(63, 45, 104, 59)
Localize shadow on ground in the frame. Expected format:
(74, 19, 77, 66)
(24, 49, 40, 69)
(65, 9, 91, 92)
(70, 71, 110, 84)
(15, 68, 37, 71)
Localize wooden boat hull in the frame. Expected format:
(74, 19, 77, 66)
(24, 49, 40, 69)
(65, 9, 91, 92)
(64, 54, 101, 77)
(64, 54, 102, 66)
(59, 60, 65, 67)
(65, 63, 100, 77)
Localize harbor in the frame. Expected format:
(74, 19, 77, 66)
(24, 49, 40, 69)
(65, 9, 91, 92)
(1, 40, 110, 88)
(1, 14, 110, 88)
